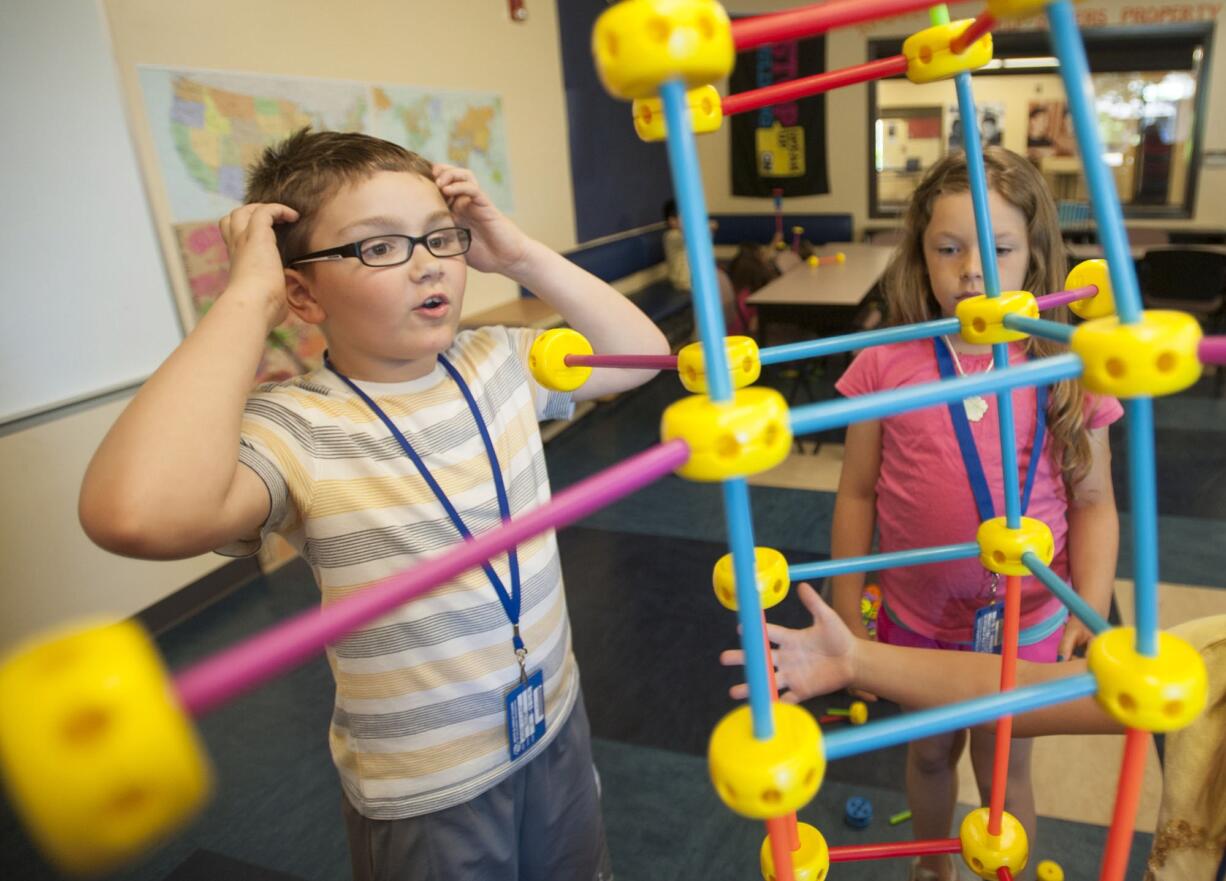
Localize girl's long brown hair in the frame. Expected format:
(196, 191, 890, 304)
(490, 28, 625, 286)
(881, 147, 1093, 492)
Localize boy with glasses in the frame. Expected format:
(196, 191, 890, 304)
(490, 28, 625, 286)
(80, 129, 669, 881)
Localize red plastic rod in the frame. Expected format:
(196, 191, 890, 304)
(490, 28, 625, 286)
(951, 11, 996, 54)
(733, 0, 940, 51)
(829, 838, 962, 862)
(564, 353, 679, 370)
(722, 56, 908, 117)
(765, 816, 798, 881)
(1099, 728, 1150, 881)
(988, 573, 1023, 835)
(998, 868, 1014, 881)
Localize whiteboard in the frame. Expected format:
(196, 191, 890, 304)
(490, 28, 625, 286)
(0, 0, 182, 426)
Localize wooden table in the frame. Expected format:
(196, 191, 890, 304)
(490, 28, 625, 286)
(1065, 242, 1147, 262)
(747, 242, 896, 347)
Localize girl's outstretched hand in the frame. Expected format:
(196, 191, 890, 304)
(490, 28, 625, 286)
(433, 163, 528, 275)
(719, 582, 858, 704)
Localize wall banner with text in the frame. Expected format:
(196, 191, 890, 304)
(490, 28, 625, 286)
(730, 34, 829, 197)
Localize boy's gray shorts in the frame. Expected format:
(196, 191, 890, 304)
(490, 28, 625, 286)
(342, 692, 612, 881)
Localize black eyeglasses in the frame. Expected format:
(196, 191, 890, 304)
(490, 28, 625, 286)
(288, 227, 472, 267)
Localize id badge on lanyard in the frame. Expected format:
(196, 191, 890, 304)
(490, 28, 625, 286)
(972, 573, 1004, 654)
(933, 341, 1046, 654)
(505, 668, 546, 760)
(327, 353, 546, 760)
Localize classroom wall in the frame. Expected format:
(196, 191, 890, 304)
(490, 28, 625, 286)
(1, 0, 581, 650)
(702, 0, 1226, 233)
(0, 399, 227, 651)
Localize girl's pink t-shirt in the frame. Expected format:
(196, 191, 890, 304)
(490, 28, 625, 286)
(835, 338, 1123, 644)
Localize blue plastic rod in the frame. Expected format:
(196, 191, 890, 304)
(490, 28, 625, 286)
(723, 477, 775, 738)
(1046, 0, 1142, 325)
(953, 69, 1023, 530)
(1002, 315, 1076, 344)
(953, 73, 1001, 303)
(662, 78, 774, 736)
(991, 336, 1023, 531)
(789, 543, 980, 581)
(760, 318, 961, 366)
(1125, 399, 1160, 656)
(824, 673, 1098, 761)
(661, 79, 732, 403)
(790, 354, 1083, 436)
(1021, 552, 1111, 635)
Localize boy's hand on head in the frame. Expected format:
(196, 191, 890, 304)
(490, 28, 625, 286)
(433, 164, 528, 275)
(720, 583, 858, 704)
(218, 202, 299, 327)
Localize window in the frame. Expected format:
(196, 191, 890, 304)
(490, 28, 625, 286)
(866, 23, 1213, 219)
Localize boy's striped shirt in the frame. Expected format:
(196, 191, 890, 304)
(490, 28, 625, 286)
(225, 327, 578, 819)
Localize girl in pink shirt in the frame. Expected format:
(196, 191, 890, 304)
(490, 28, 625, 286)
(831, 148, 1121, 881)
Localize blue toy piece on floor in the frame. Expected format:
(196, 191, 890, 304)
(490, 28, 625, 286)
(844, 796, 873, 829)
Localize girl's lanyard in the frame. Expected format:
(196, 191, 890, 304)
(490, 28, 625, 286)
(932, 339, 1047, 651)
(327, 354, 545, 759)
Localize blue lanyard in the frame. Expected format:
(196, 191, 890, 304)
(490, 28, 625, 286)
(932, 339, 1047, 523)
(325, 353, 525, 656)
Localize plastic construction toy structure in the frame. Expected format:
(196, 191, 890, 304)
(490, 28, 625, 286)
(2, 1, 1225, 878)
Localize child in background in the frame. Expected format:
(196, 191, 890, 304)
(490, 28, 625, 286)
(828, 147, 1121, 881)
(721, 587, 1226, 881)
(663, 198, 738, 334)
(80, 129, 669, 881)
(725, 240, 779, 336)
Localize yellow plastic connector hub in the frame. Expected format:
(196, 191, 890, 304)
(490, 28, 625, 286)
(848, 700, 868, 725)
(960, 807, 1028, 880)
(0, 620, 212, 876)
(712, 547, 790, 611)
(528, 328, 593, 392)
(633, 84, 722, 141)
(1037, 859, 1066, 881)
(1071, 311, 1204, 397)
(956, 290, 1039, 346)
(1065, 259, 1116, 320)
(1087, 627, 1208, 732)
(678, 336, 761, 393)
(987, 0, 1083, 20)
(592, 0, 735, 101)
(709, 704, 824, 819)
(760, 822, 829, 881)
(976, 516, 1054, 576)
(903, 21, 993, 84)
(661, 387, 791, 482)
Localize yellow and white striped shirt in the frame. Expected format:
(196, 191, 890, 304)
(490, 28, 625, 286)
(231, 327, 578, 819)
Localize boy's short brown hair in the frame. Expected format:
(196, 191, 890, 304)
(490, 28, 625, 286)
(245, 128, 435, 264)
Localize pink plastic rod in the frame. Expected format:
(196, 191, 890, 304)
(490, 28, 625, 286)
(1036, 285, 1097, 310)
(829, 838, 962, 862)
(175, 439, 691, 716)
(565, 353, 679, 370)
(1200, 336, 1226, 365)
(722, 56, 909, 116)
(732, 0, 939, 51)
(950, 12, 996, 54)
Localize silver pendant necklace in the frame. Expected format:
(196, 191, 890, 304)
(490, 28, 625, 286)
(941, 336, 993, 423)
